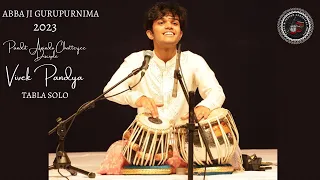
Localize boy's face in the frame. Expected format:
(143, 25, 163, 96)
(146, 13, 183, 48)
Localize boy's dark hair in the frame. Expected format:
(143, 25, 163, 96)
(144, 2, 187, 31)
(143, 2, 187, 49)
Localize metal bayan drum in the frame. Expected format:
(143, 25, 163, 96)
(122, 113, 173, 166)
(176, 108, 240, 166)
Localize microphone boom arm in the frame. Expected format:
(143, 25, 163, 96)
(48, 67, 142, 135)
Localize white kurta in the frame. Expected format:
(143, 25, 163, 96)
(103, 50, 225, 125)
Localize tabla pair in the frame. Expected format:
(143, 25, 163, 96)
(122, 108, 240, 167)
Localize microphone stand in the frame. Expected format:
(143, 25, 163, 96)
(187, 91, 196, 180)
(173, 47, 214, 180)
(48, 67, 143, 178)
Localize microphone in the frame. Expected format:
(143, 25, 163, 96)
(141, 50, 153, 77)
(172, 44, 181, 97)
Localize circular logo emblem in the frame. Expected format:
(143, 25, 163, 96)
(277, 8, 314, 44)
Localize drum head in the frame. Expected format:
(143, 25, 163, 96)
(136, 113, 171, 132)
(198, 108, 229, 125)
(175, 108, 229, 128)
(209, 108, 228, 119)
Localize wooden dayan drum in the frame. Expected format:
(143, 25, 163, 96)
(122, 113, 173, 166)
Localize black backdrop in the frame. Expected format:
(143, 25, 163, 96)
(0, 0, 318, 179)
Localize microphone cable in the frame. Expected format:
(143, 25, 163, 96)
(102, 72, 144, 99)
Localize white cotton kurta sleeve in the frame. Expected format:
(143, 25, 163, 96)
(193, 54, 226, 110)
(103, 52, 145, 108)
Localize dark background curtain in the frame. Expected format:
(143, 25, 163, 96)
(0, 1, 318, 179)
